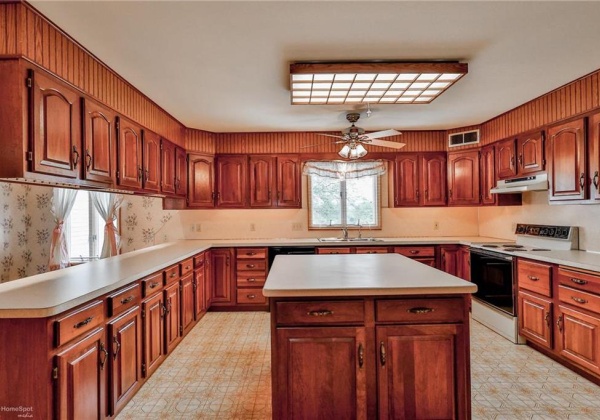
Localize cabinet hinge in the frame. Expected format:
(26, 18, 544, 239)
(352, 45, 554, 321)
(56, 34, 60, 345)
(179, 325, 183, 335)
(26, 151, 33, 161)
(52, 366, 58, 380)
(116, 170, 120, 180)
(141, 363, 146, 375)
(179, 284, 183, 292)
(26, 77, 32, 88)
(116, 120, 120, 130)
(542, 159, 546, 166)
(141, 309, 145, 318)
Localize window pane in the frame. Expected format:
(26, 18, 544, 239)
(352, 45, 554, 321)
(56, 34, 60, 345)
(310, 176, 342, 226)
(346, 176, 378, 226)
(69, 191, 91, 260)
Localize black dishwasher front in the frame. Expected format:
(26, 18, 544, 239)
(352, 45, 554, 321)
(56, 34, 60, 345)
(268, 246, 316, 269)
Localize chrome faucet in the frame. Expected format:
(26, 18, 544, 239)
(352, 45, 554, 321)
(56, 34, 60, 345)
(341, 226, 349, 240)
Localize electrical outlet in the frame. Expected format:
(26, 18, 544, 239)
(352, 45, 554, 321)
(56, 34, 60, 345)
(250, 223, 256, 231)
(292, 222, 303, 231)
(433, 221, 440, 230)
(190, 224, 195, 232)
(195, 223, 202, 232)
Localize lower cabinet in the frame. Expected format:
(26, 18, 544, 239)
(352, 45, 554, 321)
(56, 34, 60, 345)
(518, 291, 553, 349)
(439, 245, 471, 280)
(141, 291, 166, 378)
(181, 272, 195, 335)
(393, 246, 436, 267)
(556, 304, 600, 375)
(54, 327, 108, 420)
(164, 281, 182, 353)
(210, 248, 234, 306)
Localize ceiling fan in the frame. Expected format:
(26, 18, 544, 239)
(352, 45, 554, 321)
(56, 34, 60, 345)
(306, 112, 406, 159)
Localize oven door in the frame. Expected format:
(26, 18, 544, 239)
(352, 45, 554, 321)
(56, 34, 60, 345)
(470, 248, 515, 316)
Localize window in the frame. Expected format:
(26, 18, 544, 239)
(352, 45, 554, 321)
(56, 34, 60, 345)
(308, 171, 381, 229)
(67, 191, 110, 262)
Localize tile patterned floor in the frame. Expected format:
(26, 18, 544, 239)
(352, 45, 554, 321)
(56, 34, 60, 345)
(117, 312, 600, 419)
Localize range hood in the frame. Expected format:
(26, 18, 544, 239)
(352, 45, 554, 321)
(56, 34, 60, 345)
(490, 173, 548, 194)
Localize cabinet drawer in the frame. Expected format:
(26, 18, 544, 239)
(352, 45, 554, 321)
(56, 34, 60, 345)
(316, 247, 352, 254)
(393, 246, 435, 258)
(237, 247, 267, 259)
(236, 260, 267, 272)
(558, 267, 600, 295)
(518, 259, 552, 297)
(275, 300, 365, 325)
(141, 272, 163, 297)
(107, 283, 141, 317)
(54, 300, 105, 347)
(355, 247, 389, 254)
(237, 271, 266, 287)
(180, 258, 194, 276)
(559, 285, 600, 315)
(376, 298, 465, 323)
(193, 253, 205, 268)
(164, 264, 180, 284)
(236, 288, 267, 305)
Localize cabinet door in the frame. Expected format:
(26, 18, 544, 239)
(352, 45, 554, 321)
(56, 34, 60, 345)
(480, 145, 497, 205)
(548, 118, 586, 201)
(458, 246, 471, 281)
(273, 327, 368, 420)
(216, 155, 247, 207)
(116, 116, 142, 189)
(518, 291, 552, 349)
(204, 250, 213, 308)
(556, 305, 600, 375)
(194, 267, 206, 319)
(211, 248, 234, 305)
(496, 138, 517, 180)
(188, 154, 215, 208)
(142, 130, 161, 192)
(394, 154, 420, 206)
(249, 155, 276, 207)
(175, 146, 188, 197)
(108, 308, 142, 416)
(421, 153, 447, 206)
(164, 282, 181, 353)
(588, 112, 600, 200)
(55, 327, 107, 420)
(377, 324, 468, 420)
(277, 155, 301, 208)
(440, 246, 460, 276)
(160, 139, 176, 195)
(447, 151, 480, 206)
(181, 273, 195, 335)
(517, 131, 545, 175)
(30, 70, 81, 178)
(142, 292, 165, 378)
(82, 98, 114, 184)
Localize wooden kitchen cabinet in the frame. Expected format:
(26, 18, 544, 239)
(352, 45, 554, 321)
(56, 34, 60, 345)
(316, 247, 353, 254)
(459, 245, 471, 281)
(480, 144, 497, 205)
(117, 116, 143, 189)
(556, 304, 600, 375)
(216, 155, 248, 208)
(82, 98, 116, 184)
(518, 291, 553, 349)
(164, 281, 182, 353)
(587, 112, 600, 201)
(235, 247, 269, 308)
(393, 245, 436, 267)
(187, 154, 215, 208)
(108, 307, 142, 415)
(276, 155, 302, 208)
(142, 130, 161, 193)
(210, 248, 235, 306)
(394, 153, 446, 207)
(194, 253, 208, 319)
(54, 327, 108, 420)
(547, 117, 587, 201)
(160, 139, 176, 195)
(447, 150, 480, 206)
(141, 290, 166, 378)
(249, 155, 276, 207)
(439, 245, 460, 276)
(175, 146, 188, 197)
(517, 131, 545, 175)
(180, 272, 195, 336)
(496, 138, 517, 180)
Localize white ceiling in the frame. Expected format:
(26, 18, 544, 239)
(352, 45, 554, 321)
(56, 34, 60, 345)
(31, 1, 600, 134)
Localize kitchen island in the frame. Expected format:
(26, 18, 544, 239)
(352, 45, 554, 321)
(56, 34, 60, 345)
(263, 253, 477, 420)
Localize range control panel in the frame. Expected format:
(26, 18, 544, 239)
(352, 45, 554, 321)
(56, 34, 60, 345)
(515, 224, 573, 239)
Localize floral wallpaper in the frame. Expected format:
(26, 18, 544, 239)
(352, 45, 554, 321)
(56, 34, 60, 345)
(0, 181, 182, 283)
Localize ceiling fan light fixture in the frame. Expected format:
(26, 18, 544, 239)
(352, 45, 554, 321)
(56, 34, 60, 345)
(290, 61, 467, 105)
(338, 143, 368, 160)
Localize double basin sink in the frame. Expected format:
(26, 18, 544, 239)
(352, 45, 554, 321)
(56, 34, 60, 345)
(318, 237, 384, 242)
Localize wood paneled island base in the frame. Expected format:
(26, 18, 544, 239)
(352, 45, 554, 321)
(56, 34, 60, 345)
(264, 254, 476, 420)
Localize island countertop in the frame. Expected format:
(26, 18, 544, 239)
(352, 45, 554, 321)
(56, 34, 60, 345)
(263, 253, 477, 297)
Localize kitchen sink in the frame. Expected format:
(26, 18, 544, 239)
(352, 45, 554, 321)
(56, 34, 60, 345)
(318, 237, 384, 242)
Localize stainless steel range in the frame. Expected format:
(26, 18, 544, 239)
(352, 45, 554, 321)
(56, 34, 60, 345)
(470, 224, 578, 343)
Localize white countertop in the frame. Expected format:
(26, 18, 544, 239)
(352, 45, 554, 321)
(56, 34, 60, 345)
(263, 254, 477, 297)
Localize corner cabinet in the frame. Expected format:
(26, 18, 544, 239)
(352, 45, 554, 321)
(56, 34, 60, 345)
(447, 150, 480, 206)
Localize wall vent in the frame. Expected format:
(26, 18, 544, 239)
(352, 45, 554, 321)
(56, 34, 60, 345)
(448, 129, 480, 147)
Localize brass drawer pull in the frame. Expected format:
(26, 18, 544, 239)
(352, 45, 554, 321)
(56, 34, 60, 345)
(185, 266, 191, 270)
(407, 307, 435, 314)
(571, 296, 588, 304)
(358, 343, 364, 368)
(148, 281, 160, 289)
(380, 341, 386, 366)
(246, 252, 256, 256)
(170, 272, 177, 278)
(571, 278, 588, 285)
(246, 264, 256, 268)
(527, 275, 539, 281)
(74, 317, 93, 329)
(247, 278, 256, 282)
(307, 310, 334, 317)
(120, 296, 134, 304)
(409, 250, 420, 254)
(247, 294, 256, 299)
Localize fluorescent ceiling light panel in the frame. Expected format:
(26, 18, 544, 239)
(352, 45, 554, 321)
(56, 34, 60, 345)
(290, 62, 467, 105)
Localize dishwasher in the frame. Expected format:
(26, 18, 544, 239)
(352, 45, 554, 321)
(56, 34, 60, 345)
(268, 246, 316, 269)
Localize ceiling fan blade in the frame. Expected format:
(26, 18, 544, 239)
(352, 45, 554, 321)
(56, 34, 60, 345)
(300, 140, 346, 149)
(363, 129, 402, 140)
(317, 133, 346, 140)
(368, 139, 406, 149)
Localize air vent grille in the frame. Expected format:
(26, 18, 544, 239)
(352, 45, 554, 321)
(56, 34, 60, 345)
(448, 129, 480, 147)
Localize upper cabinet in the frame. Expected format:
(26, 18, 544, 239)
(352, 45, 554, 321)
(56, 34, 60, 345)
(142, 130, 161, 193)
(187, 154, 215, 208)
(116, 116, 143, 190)
(447, 150, 480, 206)
(160, 139, 176, 195)
(480, 145, 497, 205)
(547, 117, 587, 202)
(496, 131, 545, 181)
(276, 155, 301, 208)
(82, 99, 116, 184)
(216, 155, 248, 208)
(175, 146, 187, 197)
(394, 153, 446, 207)
(587, 112, 600, 201)
(249, 155, 276, 208)
(496, 139, 517, 180)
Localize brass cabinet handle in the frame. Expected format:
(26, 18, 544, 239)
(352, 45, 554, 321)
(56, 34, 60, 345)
(571, 278, 588, 285)
(137, 166, 143, 181)
(113, 336, 121, 360)
(307, 310, 333, 317)
(580, 172, 586, 189)
(99, 342, 109, 370)
(120, 296, 134, 304)
(85, 149, 92, 170)
(510, 156, 515, 168)
(72, 146, 80, 169)
(145, 169, 150, 182)
(160, 303, 168, 318)
(518, 154, 523, 167)
(246, 264, 256, 268)
(545, 311, 551, 327)
(149, 281, 159, 289)
(557, 314, 563, 333)
(247, 278, 256, 282)
(358, 343, 364, 368)
(594, 171, 599, 188)
(246, 294, 256, 299)
(407, 307, 435, 314)
(571, 296, 588, 304)
(409, 250, 420, 255)
(527, 275, 539, 281)
(74, 316, 93, 329)
(170, 272, 177, 278)
(380, 341, 386, 366)
(246, 252, 256, 256)
(185, 266, 191, 270)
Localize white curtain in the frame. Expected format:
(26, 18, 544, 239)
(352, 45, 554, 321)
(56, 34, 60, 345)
(48, 188, 79, 271)
(303, 160, 387, 180)
(90, 192, 124, 258)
